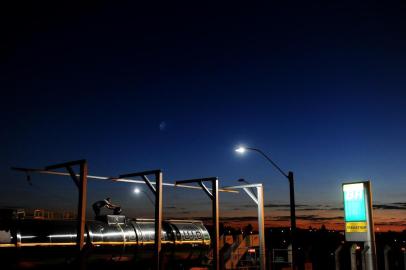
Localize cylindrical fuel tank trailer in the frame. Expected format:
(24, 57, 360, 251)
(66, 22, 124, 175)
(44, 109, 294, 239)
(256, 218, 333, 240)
(0, 215, 211, 269)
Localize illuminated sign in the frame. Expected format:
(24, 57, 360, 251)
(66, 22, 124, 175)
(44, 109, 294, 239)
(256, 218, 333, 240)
(342, 181, 377, 268)
(342, 181, 374, 241)
(343, 183, 366, 222)
(345, 222, 367, 233)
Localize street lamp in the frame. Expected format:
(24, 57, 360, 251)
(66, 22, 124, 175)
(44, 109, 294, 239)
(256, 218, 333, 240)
(235, 147, 247, 154)
(133, 187, 155, 205)
(235, 146, 298, 269)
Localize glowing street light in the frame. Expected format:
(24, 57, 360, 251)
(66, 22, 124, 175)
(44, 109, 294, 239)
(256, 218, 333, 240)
(133, 186, 154, 205)
(235, 146, 247, 154)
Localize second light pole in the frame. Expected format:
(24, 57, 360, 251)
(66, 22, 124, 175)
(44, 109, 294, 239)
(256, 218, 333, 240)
(235, 146, 297, 270)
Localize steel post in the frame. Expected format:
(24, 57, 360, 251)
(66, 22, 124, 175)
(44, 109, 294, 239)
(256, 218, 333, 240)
(257, 186, 266, 270)
(288, 171, 297, 269)
(334, 244, 343, 270)
(350, 244, 358, 270)
(78, 162, 87, 250)
(361, 245, 370, 270)
(154, 171, 163, 270)
(403, 248, 406, 270)
(364, 181, 377, 270)
(212, 178, 219, 270)
(383, 245, 391, 270)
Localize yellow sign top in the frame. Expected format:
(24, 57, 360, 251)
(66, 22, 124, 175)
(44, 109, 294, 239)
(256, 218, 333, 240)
(345, 222, 367, 233)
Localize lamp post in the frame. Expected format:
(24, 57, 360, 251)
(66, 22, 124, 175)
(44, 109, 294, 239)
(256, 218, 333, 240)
(235, 146, 297, 269)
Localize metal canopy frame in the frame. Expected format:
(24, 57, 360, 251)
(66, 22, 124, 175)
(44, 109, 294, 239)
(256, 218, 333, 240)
(118, 170, 163, 270)
(12, 168, 237, 193)
(15, 160, 88, 252)
(175, 177, 220, 270)
(223, 183, 266, 270)
(12, 165, 238, 270)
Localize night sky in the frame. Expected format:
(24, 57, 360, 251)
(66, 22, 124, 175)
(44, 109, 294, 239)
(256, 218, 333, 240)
(1, 1, 406, 230)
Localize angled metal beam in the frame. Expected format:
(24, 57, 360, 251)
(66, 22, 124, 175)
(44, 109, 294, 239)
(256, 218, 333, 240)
(11, 167, 42, 173)
(223, 183, 263, 189)
(119, 169, 162, 179)
(199, 181, 213, 199)
(66, 166, 80, 188)
(242, 187, 258, 205)
(45, 159, 86, 170)
(175, 177, 219, 185)
(142, 175, 156, 194)
(223, 184, 259, 204)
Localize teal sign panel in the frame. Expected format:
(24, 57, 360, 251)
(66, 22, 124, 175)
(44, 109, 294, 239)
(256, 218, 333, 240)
(343, 183, 367, 222)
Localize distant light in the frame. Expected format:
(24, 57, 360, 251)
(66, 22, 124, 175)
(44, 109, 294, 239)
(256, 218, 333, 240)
(159, 121, 167, 131)
(235, 147, 246, 154)
(134, 188, 140, 194)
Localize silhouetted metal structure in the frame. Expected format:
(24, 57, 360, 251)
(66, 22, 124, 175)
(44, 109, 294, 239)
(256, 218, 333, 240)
(118, 170, 163, 270)
(175, 177, 220, 270)
(224, 182, 266, 270)
(13, 160, 88, 255)
(45, 160, 88, 253)
(11, 161, 237, 270)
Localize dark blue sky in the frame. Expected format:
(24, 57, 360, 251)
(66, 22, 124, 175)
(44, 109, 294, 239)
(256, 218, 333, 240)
(1, 1, 406, 226)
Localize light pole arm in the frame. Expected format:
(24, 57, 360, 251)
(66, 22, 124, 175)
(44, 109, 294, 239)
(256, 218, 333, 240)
(247, 148, 289, 179)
